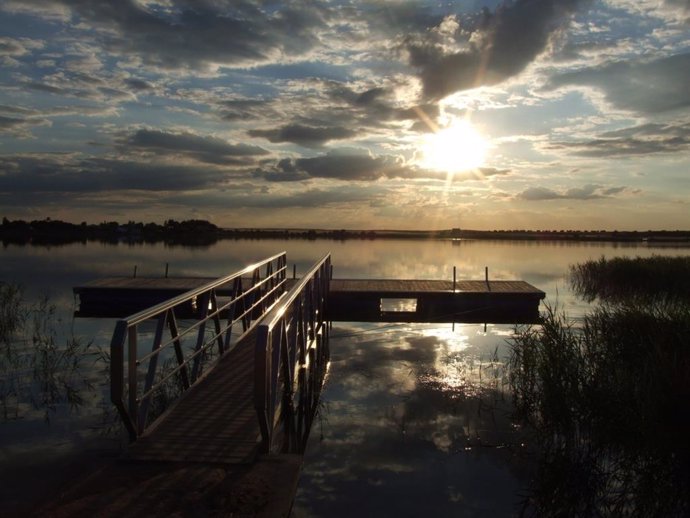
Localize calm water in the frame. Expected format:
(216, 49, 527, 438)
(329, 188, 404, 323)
(2, 238, 689, 515)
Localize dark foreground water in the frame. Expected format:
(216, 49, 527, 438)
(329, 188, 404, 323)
(2, 238, 689, 516)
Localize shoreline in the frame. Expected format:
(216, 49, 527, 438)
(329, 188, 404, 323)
(2, 219, 690, 246)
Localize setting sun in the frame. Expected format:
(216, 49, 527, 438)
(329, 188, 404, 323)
(418, 119, 488, 173)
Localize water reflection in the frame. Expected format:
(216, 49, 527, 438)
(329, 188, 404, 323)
(294, 322, 530, 517)
(2, 239, 690, 515)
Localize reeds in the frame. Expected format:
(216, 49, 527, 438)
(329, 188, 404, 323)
(510, 255, 690, 517)
(0, 283, 95, 422)
(569, 255, 690, 303)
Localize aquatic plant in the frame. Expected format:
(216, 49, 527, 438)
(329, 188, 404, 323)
(0, 282, 26, 349)
(569, 255, 690, 303)
(510, 301, 690, 517)
(0, 284, 96, 422)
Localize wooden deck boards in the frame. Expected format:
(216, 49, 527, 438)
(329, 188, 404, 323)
(330, 279, 543, 294)
(74, 276, 545, 322)
(126, 330, 260, 465)
(79, 276, 219, 290)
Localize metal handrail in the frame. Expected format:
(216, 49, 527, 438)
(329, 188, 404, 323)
(110, 252, 288, 441)
(254, 253, 331, 453)
(119, 251, 287, 326)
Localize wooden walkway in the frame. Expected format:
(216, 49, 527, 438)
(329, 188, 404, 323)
(126, 329, 260, 464)
(330, 279, 543, 293)
(75, 277, 545, 322)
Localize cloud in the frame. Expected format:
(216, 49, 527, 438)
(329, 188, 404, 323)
(546, 52, 690, 113)
(409, 0, 587, 99)
(217, 99, 278, 121)
(254, 149, 432, 182)
(0, 154, 238, 193)
(548, 122, 690, 156)
(122, 129, 269, 165)
(5, 0, 327, 72)
(518, 183, 626, 200)
(248, 124, 356, 148)
(0, 36, 44, 64)
(0, 114, 51, 137)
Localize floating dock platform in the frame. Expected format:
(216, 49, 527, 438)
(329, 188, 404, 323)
(74, 276, 544, 323)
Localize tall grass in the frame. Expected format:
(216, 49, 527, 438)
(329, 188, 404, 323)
(570, 255, 690, 303)
(0, 283, 95, 422)
(511, 255, 690, 517)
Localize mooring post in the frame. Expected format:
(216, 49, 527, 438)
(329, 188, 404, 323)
(453, 266, 456, 292)
(165, 263, 169, 278)
(485, 266, 490, 291)
(133, 265, 137, 278)
(293, 264, 297, 279)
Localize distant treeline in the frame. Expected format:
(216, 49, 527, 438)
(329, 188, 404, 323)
(2, 217, 690, 246)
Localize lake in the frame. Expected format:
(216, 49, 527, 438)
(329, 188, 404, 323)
(2, 238, 689, 516)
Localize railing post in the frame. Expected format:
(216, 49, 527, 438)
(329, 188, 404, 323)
(128, 326, 140, 436)
(255, 324, 271, 453)
(110, 321, 137, 441)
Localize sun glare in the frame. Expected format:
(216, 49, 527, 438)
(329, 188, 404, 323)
(419, 119, 488, 173)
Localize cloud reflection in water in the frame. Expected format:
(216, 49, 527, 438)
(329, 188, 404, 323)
(294, 322, 532, 517)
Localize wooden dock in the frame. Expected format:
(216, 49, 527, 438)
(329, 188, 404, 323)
(328, 278, 544, 322)
(74, 277, 544, 323)
(47, 256, 544, 516)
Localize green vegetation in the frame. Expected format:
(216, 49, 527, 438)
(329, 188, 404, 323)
(0, 283, 96, 422)
(510, 256, 690, 517)
(570, 255, 690, 303)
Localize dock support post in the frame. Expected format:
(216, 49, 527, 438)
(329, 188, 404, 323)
(293, 264, 297, 279)
(453, 266, 456, 292)
(165, 263, 169, 278)
(133, 265, 137, 278)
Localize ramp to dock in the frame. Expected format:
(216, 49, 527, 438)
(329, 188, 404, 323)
(125, 328, 260, 464)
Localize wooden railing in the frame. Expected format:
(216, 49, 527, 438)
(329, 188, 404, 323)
(110, 252, 288, 441)
(255, 253, 331, 454)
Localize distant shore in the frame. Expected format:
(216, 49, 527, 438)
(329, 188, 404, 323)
(2, 218, 689, 246)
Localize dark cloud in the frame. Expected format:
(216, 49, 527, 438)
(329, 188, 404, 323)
(24, 81, 65, 95)
(322, 81, 442, 132)
(546, 53, 690, 113)
(254, 149, 429, 182)
(13, 0, 326, 71)
(123, 129, 269, 165)
(0, 154, 236, 193)
(248, 124, 356, 148)
(356, 87, 387, 106)
(549, 122, 690, 157)
(410, 0, 586, 99)
(518, 184, 625, 200)
(218, 99, 277, 121)
(0, 115, 25, 129)
(123, 78, 154, 91)
(0, 112, 51, 137)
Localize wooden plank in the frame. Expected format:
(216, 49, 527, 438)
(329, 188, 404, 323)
(329, 279, 543, 294)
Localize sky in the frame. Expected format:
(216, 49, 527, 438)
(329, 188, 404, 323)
(0, 0, 689, 231)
